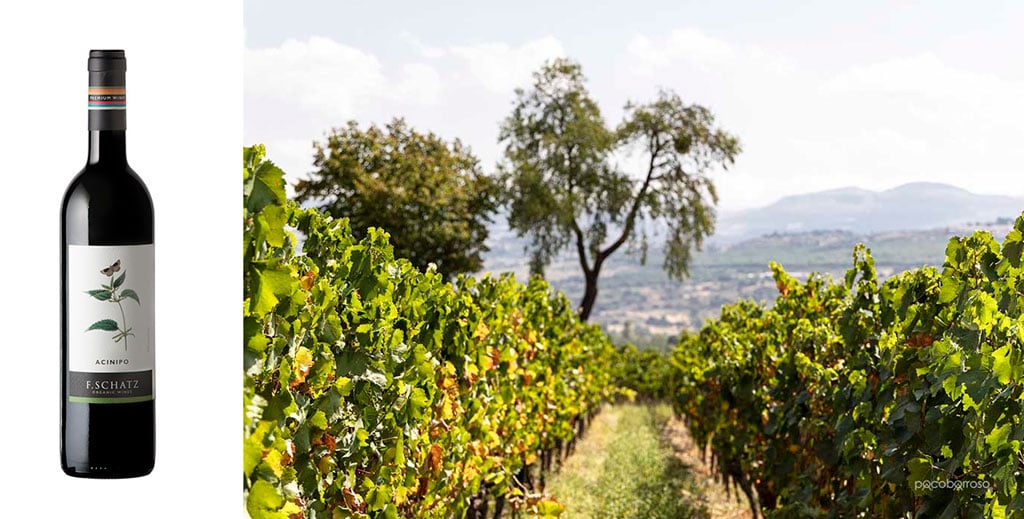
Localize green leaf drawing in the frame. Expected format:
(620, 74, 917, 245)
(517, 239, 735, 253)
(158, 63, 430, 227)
(113, 271, 126, 289)
(86, 319, 119, 332)
(86, 289, 112, 301)
(121, 289, 141, 305)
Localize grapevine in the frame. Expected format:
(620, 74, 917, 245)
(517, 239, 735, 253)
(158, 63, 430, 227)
(670, 221, 1024, 517)
(243, 145, 618, 519)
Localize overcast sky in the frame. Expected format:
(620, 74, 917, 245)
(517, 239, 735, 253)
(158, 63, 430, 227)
(245, 0, 1023, 211)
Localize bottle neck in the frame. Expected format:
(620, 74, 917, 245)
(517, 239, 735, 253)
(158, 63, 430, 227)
(88, 130, 128, 165)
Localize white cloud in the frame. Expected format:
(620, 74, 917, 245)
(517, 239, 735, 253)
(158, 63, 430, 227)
(622, 29, 1024, 210)
(393, 62, 444, 106)
(441, 36, 565, 94)
(246, 36, 388, 116)
(244, 30, 1023, 213)
(824, 53, 1007, 97)
(245, 35, 568, 184)
(246, 34, 563, 122)
(245, 35, 447, 126)
(627, 28, 735, 71)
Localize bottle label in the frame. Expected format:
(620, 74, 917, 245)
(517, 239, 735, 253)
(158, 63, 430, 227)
(67, 244, 154, 403)
(88, 86, 126, 110)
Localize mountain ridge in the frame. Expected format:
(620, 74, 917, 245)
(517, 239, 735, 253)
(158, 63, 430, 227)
(713, 182, 1022, 242)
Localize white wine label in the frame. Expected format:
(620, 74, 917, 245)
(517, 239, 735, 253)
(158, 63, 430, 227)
(67, 244, 154, 403)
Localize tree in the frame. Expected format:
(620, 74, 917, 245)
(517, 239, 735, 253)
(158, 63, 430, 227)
(499, 59, 741, 320)
(295, 118, 497, 279)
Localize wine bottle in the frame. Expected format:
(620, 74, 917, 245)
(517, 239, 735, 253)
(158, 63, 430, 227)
(61, 50, 155, 478)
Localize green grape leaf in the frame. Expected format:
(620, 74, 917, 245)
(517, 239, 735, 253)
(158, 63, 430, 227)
(987, 422, 1011, 453)
(246, 480, 288, 519)
(250, 265, 295, 316)
(992, 344, 1013, 385)
(260, 204, 287, 248)
(261, 448, 283, 478)
(938, 277, 961, 304)
(535, 498, 566, 517)
(335, 377, 354, 397)
(243, 426, 267, 477)
(1002, 229, 1022, 268)
(308, 410, 328, 430)
(408, 387, 429, 413)
(245, 159, 287, 215)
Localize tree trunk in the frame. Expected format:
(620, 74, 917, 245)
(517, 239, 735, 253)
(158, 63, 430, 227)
(577, 144, 659, 321)
(578, 269, 600, 321)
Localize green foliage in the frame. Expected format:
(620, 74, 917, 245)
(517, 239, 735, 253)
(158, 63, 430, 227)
(243, 144, 617, 518)
(498, 58, 740, 320)
(618, 92, 740, 280)
(611, 345, 674, 401)
(294, 119, 497, 280)
(499, 59, 617, 276)
(669, 219, 1024, 518)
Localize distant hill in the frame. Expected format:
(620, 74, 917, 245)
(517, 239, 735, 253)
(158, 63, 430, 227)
(714, 182, 1023, 242)
(484, 222, 1015, 338)
(480, 182, 1022, 337)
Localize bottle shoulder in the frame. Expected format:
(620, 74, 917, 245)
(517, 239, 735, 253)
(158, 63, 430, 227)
(62, 163, 154, 245)
(62, 164, 153, 210)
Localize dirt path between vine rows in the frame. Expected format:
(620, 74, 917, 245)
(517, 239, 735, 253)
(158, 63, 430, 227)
(660, 408, 754, 519)
(544, 403, 753, 519)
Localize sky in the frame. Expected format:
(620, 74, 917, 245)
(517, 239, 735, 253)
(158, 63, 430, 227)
(244, 0, 1024, 212)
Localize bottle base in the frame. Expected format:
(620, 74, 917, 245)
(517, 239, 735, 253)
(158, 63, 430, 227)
(62, 463, 153, 479)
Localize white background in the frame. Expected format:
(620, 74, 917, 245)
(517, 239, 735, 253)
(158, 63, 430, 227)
(0, 1, 241, 516)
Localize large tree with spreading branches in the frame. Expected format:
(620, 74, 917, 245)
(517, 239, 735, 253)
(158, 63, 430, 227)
(296, 118, 497, 279)
(499, 59, 741, 320)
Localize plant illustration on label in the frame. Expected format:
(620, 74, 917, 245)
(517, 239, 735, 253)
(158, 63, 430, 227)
(84, 258, 142, 350)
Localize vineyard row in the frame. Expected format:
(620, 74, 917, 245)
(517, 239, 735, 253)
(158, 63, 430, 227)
(243, 145, 621, 519)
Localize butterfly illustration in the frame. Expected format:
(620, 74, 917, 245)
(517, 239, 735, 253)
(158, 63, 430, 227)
(100, 259, 122, 277)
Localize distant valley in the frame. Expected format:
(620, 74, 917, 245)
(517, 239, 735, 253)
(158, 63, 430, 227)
(481, 182, 1023, 344)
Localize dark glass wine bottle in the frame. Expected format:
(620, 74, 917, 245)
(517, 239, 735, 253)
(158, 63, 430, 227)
(61, 50, 155, 478)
